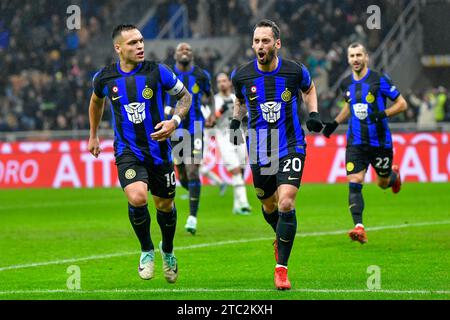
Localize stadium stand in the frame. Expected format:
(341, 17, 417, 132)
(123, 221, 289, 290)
(0, 0, 448, 134)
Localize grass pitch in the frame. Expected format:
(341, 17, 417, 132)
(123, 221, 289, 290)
(0, 183, 449, 300)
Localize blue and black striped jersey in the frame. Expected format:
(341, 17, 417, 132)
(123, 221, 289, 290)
(166, 65, 212, 135)
(340, 69, 401, 148)
(231, 57, 312, 166)
(92, 60, 184, 164)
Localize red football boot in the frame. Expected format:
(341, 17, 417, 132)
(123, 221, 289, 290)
(273, 239, 278, 262)
(348, 224, 368, 244)
(274, 266, 291, 290)
(391, 165, 402, 194)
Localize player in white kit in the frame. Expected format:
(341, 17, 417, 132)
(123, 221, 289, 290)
(199, 104, 228, 196)
(214, 73, 252, 215)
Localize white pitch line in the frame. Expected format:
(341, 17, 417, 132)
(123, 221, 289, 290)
(0, 199, 123, 211)
(0, 288, 448, 295)
(0, 220, 449, 272)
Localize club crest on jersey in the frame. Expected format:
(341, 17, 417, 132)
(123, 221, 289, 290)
(251, 86, 257, 93)
(124, 102, 146, 124)
(281, 88, 292, 102)
(112, 86, 119, 93)
(365, 92, 375, 103)
(353, 103, 369, 120)
(142, 87, 153, 99)
(260, 101, 281, 123)
(191, 83, 200, 94)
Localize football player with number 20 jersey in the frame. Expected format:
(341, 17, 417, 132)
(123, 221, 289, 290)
(230, 19, 324, 290)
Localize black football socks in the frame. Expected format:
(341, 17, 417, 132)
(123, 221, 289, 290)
(262, 207, 279, 232)
(157, 207, 177, 253)
(180, 178, 189, 190)
(276, 210, 297, 266)
(128, 204, 153, 252)
(349, 183, 364, 225)
(188, 179, 201, 217)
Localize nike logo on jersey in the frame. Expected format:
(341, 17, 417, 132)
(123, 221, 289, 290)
(112, 96, 123, 101)
(249, 96, 259, 101)
(287, 176, 299, 181)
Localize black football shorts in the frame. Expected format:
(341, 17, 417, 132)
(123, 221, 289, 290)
(116, 153, 176, 199)
(250, 153, 306, 200)
(346, 145, 393, 177)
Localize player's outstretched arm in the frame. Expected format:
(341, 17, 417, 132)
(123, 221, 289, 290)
(323, 102, 350, 138)
(302, 82, 324, 132)
(151, 87, 192, 142)
(229, 97, 247, 145)
(369, 94, 408, 122)
(88, 92, 105, 158)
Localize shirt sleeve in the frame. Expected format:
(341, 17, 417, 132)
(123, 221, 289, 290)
(92, 70, 105, 98)
(379, 73, 401, 101)
(231, 68, 244, 99)
(299, 64, 313, 93)
(158, 64, 184, 96)
(340, 83, 351, 103)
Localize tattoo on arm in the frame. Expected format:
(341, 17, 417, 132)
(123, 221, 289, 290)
(174, 87, 192, 119)
(233, 97, 247, 121)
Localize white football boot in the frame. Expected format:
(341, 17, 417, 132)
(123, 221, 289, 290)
(138, 250, 155, 280)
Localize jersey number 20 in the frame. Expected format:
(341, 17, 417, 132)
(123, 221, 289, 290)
(282, 158, 302, 172)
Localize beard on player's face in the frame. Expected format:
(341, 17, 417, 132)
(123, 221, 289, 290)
(256, 46, 276, 65)
(178, 55, 191, 66)
(121, 45, 144, 64)
(351, 59, 366, 72)
(126, 52, 141, 64)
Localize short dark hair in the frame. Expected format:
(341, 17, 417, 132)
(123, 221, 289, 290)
(347, 42, 367, 54)
(253, 19, 280, 40)
(112, 24, 138, 41)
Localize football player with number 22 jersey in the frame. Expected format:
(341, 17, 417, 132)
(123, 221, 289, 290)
(322, 42, 408, 244)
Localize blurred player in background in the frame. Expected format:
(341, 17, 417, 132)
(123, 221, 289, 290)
(88, 24, 192, 283)
(199, 104, 228, 196)
(214, 72, 252, 215)
(230, 19, 323, 290)
(165, 42, 216, 235)
(322, 42, 408, 244)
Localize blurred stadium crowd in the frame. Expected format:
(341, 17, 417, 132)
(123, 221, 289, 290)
(0, 0, 449, 132)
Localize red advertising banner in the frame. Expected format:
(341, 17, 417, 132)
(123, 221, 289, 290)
(0, 133, 448, 189)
